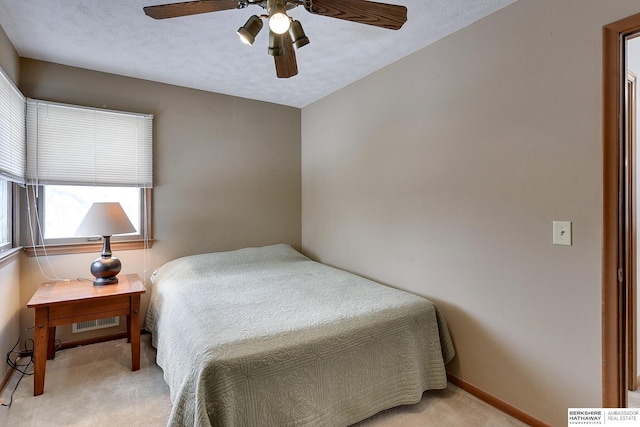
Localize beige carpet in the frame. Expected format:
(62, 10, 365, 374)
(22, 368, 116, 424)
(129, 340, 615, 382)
(630, 389, 640, 408)
(0, 335, 526, 427)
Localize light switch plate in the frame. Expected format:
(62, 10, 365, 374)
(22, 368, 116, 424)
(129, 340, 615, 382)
(553, 221, 572, 246)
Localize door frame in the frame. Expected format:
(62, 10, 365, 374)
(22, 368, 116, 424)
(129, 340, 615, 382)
(626, 70, 637, 392)
(603, 12, 640, 407)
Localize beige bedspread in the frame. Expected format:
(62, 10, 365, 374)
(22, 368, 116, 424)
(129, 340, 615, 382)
(146, 244, 455, 427)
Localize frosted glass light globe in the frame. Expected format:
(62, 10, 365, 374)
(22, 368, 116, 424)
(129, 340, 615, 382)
(269, 13, 290, 34)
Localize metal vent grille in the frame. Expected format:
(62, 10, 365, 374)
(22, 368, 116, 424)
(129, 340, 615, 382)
(72, 316, 120, 333)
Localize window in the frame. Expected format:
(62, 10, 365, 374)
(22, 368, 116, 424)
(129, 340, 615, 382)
(39, 185, 144, 244)
(26, 185, 152, 251)
(0, 177, 11, 252)
(25, 99, 153, 252)
(0, 67, 25, 256)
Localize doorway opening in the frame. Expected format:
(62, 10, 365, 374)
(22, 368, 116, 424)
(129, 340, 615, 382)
(603, 12, 640, 408)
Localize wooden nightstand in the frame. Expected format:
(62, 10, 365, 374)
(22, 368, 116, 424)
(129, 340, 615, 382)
(27, 273, 146, 396)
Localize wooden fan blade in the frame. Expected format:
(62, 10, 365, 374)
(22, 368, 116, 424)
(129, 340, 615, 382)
(274, 32, 298, 79)
(143, 0, 240, 19)
(305, 0, 407, 30)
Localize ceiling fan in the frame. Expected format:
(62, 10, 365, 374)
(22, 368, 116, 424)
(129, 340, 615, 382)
(143, 0, 408, 78)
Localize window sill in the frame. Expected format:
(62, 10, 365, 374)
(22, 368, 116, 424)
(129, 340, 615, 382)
(23, 239, 154, 257)
(0, 246, 22, 267)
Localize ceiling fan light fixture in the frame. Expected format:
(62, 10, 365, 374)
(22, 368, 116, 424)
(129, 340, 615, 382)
(269, 13, 290, 34)
(237, 15, 263, 45)
(268, 30, 285, 56)
(267, 0, 290, 34)
(289, 20, 309, 49)
(143, 0, 410, 79)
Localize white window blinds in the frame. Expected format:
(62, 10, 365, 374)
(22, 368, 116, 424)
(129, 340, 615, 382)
(0, 68, 26, 184)
(26, 99, 153, 187)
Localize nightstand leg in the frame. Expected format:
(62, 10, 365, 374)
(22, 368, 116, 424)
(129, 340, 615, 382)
(47, 326, 56, 359)
(130, 295, 141, 371)
(33, 308, 49, 396)
(126, 313, 132, 343)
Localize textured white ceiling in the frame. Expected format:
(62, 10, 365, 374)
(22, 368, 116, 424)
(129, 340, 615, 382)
(0, 0, 517, 107)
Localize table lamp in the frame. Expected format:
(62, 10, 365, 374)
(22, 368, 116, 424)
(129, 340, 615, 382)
(75, 202, 136, 285)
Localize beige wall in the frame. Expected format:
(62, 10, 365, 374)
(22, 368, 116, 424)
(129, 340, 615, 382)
(16, 59, 301, 344)
(0, 24, 18, 83)
(0, 24, 20, 381)
(301, 0, 640, 425)
(0, 257, 20, 381)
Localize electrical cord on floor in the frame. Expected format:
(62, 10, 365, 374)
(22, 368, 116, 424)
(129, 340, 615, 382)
(2, 326, 35, 408)
(1, 326, 63, 407)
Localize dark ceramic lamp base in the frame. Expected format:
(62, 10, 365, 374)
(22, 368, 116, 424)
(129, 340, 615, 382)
(90, 236, 121, 286)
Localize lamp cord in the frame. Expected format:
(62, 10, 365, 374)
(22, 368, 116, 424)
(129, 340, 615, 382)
(25, 185, 69, 282)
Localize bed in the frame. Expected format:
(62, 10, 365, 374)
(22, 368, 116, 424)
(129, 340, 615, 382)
(145, 244, 455, 427)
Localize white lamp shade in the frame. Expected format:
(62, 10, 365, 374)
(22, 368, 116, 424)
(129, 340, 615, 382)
(75, 202, 136, 237)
